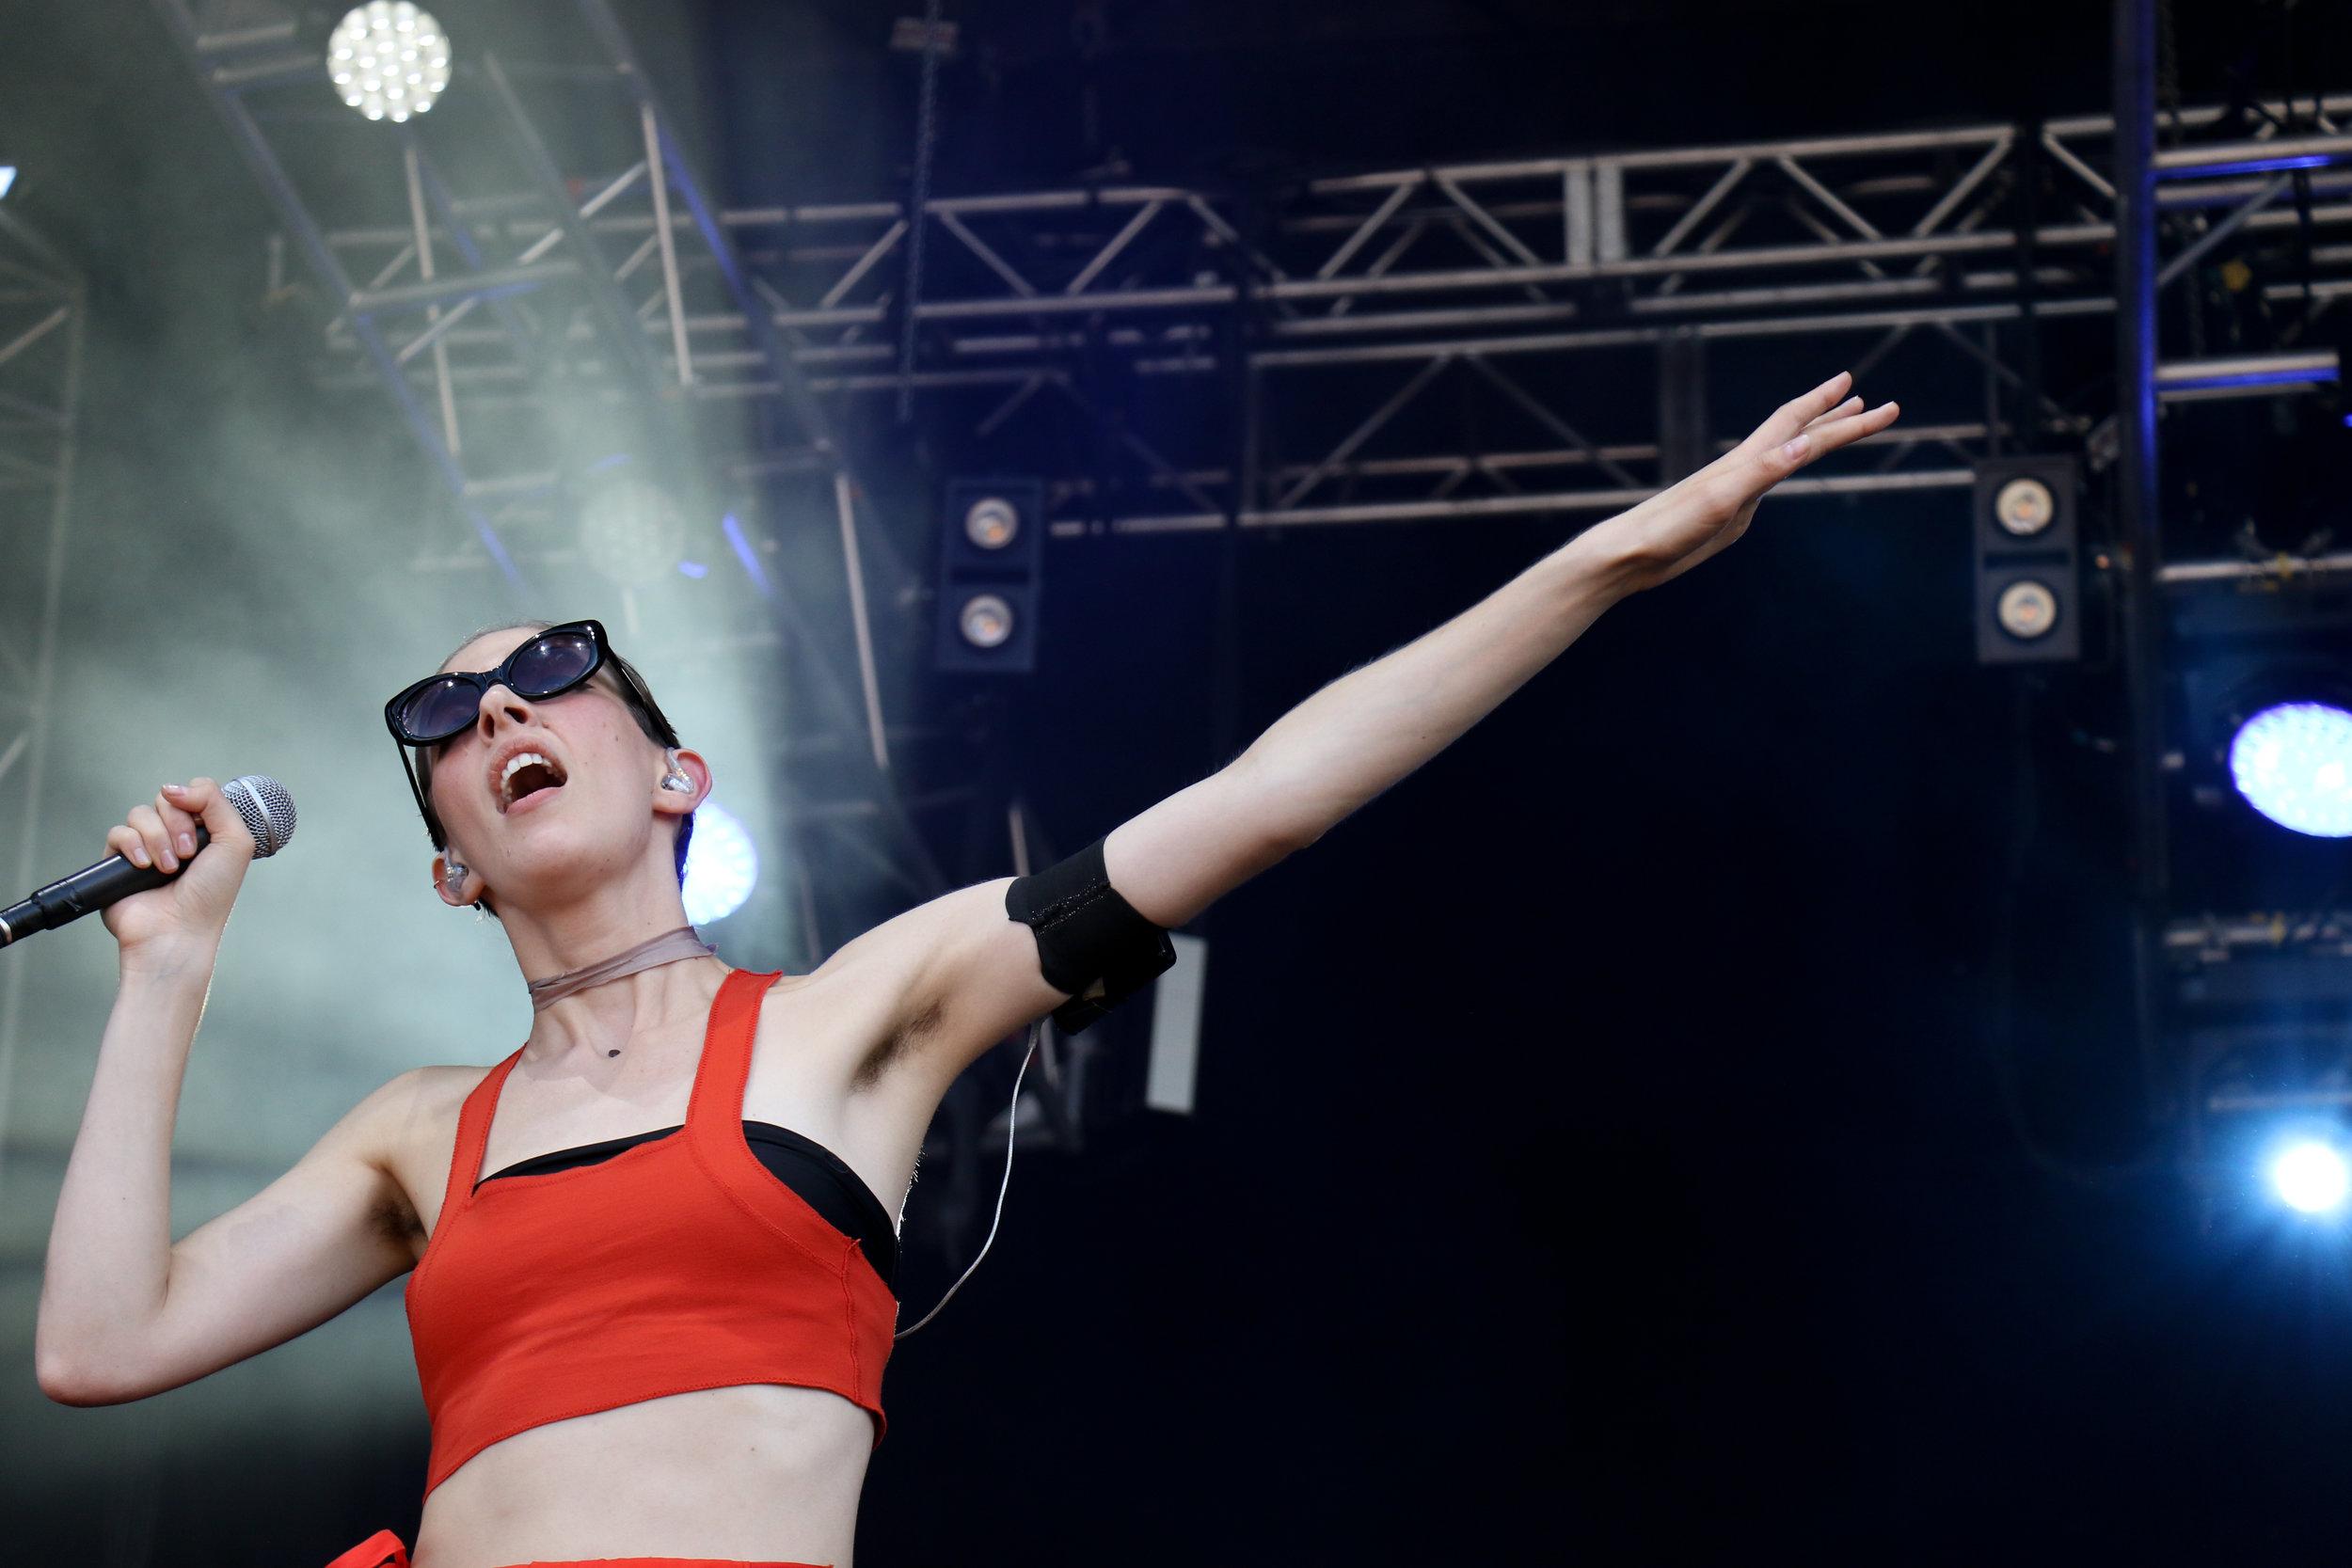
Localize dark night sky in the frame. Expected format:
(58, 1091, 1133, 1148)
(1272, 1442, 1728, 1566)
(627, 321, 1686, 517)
(10, 1, 2352, 1562)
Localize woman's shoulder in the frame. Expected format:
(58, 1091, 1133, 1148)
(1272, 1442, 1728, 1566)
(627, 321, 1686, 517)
(361, 1063, 503, 1241)
(355, 1062, 501, 1165)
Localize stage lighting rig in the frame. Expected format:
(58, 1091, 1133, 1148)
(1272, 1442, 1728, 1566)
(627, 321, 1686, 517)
(1973, 456, 2082, 666)
(326, 2, 452, 124)
(682, 800, 759, 927)
(2228, 701, 2352, 839)
(2269, 1136, 2351, 1216)
(933, 479, 1043, 674)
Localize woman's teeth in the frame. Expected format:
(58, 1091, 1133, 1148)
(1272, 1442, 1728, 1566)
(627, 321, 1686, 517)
(500, 752, 564, 809)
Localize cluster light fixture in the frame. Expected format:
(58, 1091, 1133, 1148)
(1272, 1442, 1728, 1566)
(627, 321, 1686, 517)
(327, 3, 452, 123)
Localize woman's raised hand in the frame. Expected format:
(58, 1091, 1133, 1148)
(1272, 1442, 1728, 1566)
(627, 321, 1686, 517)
(99, 777, 258, 970)
(1589, 370, 1900, 594)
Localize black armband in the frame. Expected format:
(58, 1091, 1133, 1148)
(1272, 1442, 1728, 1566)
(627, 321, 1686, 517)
(1005, 834, 1177, 1035)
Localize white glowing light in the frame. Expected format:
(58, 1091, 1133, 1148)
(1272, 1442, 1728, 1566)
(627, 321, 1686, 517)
(682, 800, 758, 926)
(2230, 702, 2352, 838)
(327, 4, 451, 123)
(2270, 1140, 2351, 1215)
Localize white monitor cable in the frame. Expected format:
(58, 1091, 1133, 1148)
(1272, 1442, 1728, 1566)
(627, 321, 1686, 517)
(894, 1019, 1041, 1339)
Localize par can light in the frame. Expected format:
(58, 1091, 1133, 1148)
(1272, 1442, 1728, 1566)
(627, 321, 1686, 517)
(328, 2, 452, 124)
(2229, 701, 2352, 838)
(681, 800, 758, 927)
(2269, 1137, 2352, 1216)
(1994, 579, 2058, 641)
(957, 593, 1015, 650)
(1992, 475, 2057, 538)
(963, 497, 1020, 550)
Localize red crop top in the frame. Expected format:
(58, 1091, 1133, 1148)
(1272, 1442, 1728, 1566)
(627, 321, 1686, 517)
(405, 968, 897, 1495)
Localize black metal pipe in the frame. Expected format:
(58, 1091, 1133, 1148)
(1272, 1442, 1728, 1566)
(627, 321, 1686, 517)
(2113, 0, 2173, 1121)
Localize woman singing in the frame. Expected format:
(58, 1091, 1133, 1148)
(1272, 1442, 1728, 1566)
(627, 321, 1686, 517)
(36, 374, 1897, 1568)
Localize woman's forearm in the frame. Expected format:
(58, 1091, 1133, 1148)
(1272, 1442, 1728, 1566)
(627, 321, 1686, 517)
(1239, 527, 1641, 846)
(36, 953, 216, 1395)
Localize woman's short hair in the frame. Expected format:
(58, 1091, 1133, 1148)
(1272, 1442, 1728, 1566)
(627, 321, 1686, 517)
(414, 621, 695, 907)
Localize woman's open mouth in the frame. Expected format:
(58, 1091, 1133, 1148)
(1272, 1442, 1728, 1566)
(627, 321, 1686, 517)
(497, 752, 568, 814)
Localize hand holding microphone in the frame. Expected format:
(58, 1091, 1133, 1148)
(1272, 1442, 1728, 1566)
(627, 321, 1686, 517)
(0, 775, 296, 968)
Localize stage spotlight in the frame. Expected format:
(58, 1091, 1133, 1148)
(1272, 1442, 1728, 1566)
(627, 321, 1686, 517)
(577, 470, 687, 586)
(956, 593, 1015, 650)
(327, 3, 452, 124)
(2269, 1138, 2352, 1215)
(1991, 475, 2057, 538)
(0, 167, 16, 201)
(963, 496, 1021, 550)
(682, 800, 757, 926)
(2229, 701, 2352, 837)
(1994, 579, 2059, 641)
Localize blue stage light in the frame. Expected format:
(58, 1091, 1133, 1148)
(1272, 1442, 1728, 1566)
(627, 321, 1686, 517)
(682, 800, 758, 926)
(2269, 1138, 2352, 1216)
(2229, 701, 2352, 837)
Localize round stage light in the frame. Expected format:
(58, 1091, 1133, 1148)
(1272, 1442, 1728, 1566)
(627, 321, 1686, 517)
(2269, 1139, 2352, 1215)
(957, 593, 1015, 649)
(682, 800, 758, 927)
(327, 4, 452, 123)
(2229, 701, 2352, 837)
(1992, 475, 2057, 538)
(578, 476, 688, 585)
(963, 497, 1020, 550)
(1994, 579, 2058, 641)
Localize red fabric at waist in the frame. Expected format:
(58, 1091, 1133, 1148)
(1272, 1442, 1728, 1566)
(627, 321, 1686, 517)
(323, 1529, 830, 1568)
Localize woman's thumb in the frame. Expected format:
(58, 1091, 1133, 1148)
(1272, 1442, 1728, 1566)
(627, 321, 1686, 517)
(167, 777, 257, 862)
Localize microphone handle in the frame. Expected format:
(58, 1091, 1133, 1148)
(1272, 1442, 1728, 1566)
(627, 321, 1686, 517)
(0, 825, 213, 948)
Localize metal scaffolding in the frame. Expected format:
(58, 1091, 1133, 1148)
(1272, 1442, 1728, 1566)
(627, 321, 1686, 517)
(0, 209, 85, 1179)
(279, 89, 2352, 536)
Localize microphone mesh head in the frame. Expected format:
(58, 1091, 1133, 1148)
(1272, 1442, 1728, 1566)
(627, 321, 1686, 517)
(223, 775, 297, 859)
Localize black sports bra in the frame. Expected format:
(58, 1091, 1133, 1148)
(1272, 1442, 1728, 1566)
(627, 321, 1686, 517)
(475, 1119, 899, 1288)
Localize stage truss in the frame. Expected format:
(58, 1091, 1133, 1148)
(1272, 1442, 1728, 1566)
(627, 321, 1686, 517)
(151, 0, 2352, 1198)
(0, 210, 84, 1185)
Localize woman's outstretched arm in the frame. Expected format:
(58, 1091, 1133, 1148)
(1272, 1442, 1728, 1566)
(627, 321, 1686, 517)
(1140, 371, 1900, 874)
(841, 373, 1899, 1085)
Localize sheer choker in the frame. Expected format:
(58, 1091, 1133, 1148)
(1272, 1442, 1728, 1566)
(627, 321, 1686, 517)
(526, 927, 718, 1010)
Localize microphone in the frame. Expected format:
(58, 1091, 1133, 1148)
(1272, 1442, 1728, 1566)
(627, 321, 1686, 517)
(0, 775, 297, 949)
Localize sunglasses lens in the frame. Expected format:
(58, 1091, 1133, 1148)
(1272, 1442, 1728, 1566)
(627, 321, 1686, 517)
(399, 676, 480, 742)
(509, 628, 598, 697)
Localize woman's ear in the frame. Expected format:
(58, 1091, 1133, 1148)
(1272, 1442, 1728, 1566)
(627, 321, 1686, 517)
(433, 851, 473, 909)
(654, 748, 711, 817)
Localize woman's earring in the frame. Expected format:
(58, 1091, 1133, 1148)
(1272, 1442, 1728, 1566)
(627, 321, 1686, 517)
(660, 752, 694, 794)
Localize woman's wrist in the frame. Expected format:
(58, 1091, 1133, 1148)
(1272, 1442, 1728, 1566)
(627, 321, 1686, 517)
(116, 938, 222, 992)
(1542, 519, 1651, 606)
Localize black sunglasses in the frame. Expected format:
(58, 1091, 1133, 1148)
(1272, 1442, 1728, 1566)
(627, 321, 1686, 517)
(384, 620, 681, 842)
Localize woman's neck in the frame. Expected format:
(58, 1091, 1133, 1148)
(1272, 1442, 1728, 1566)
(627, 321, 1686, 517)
(498, 876, 722, 1058)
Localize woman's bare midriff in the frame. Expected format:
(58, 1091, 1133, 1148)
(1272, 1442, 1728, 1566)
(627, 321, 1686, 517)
(392, 963, 920, 1568)
(410, 1383, 874, 1568)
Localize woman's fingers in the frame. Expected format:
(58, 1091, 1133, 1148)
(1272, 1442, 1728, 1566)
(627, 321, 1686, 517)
(1802, 395, 1864, 432)
(1804, 400, 1901, 456)
(105, 824, 151, 870)
(167, 776, 253, 859)
(125, 804, 176, 874)
(152, 788, 200, 862)
(1770, 398, 1899, 470)
(1772, 370, 1855, 436)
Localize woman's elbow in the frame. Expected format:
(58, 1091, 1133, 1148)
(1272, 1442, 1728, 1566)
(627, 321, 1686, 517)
(35, 1330, 148, 1406)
